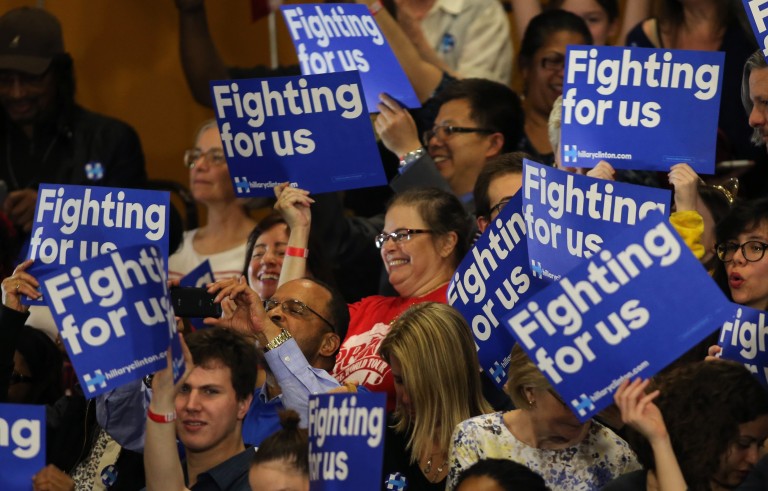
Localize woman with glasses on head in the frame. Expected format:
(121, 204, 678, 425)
(274, 184, 472, 411)
(517, 10, 592, 166)
(713, 197, 768, 310)
(168, 119, 256, 282)
(448, 344, 639, 491)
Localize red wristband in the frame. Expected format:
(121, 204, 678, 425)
(147, 407, 176, 423)
(286, 246, 309, 258)
(369, 0, 383, 15)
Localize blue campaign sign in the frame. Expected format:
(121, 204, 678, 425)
(180, 260, 215, 330)
(210, 71, 386, 197)
(523, 160, 670, 282)
(280, 3, 420, 112)
(449, 193, 546, 389)
(744, 1, 768, 57)
(26, 184, 170, 280)
(38, 245, 183, 398)
(503, 212, 730, 422)
(308, 392, 386, 490)
(561, 45, 723, 173)
(718, 303, 768, 389)
(0, 404, 45, 491)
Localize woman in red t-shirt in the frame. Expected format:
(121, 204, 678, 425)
(275, 185, 471, 409)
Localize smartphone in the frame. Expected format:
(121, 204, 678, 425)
(170, 287, 222, 318)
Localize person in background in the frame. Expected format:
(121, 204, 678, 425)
(248, 410, 309, 491)
(168, 120, 256, 282)
(604, 361, 768, 491)
(626, 0, 758, 173)
(0, 6, 147, 236)
(454, 458, 549, 491)
(517, 10, 592, 166)
(512, 0, 650, 47)
(713, 197, 768, 311)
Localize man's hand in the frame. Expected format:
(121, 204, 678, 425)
(5, 189, 38, 232)
(206, 277, 279, 347)
(375, 93, 422, 158)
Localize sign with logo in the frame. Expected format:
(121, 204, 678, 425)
(39, 245, 184, 398)
(0, 404, 45, 491)
(280, 3, 420, 112)
(561, 45, 723, 172)
(523, 160, 670, 282)
(718, 303, 768, 388)
(210, 71, 386, 197)
(744, 0, 768, 58)
(26, 184, 169, 280)
(449, 193, 546, 389)
(180, 260, 215, 330)
(503, 212, 730, 422)
(308, 392, 385, 490)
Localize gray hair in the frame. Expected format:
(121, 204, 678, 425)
(742, 49, 768, 146)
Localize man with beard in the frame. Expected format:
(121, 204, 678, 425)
(738, 49, 768, 199)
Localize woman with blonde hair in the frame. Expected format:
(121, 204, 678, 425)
(448, 344, 639, 490)
(377, 302, 492, 490)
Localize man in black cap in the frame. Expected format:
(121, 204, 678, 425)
(0, 6, 147, 238)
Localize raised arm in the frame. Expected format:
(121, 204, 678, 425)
(175, 0, 229, 107)
(273, 183, 313, 288)
(614, 378, 687, 491)
(510, 0, 542, 45)
(356, 0, 443, 102)
(619, 0, 652, 45)
(144, 339, 194, 491)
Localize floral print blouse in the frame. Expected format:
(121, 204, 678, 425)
(447, 412, 640, 490)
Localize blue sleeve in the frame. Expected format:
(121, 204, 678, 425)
(96, 379, 150, 452)
(264, 338, 341, 428)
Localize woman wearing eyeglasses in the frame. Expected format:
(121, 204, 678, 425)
(168, 120, 256, 282)
(275, 184, 471, 411)
(517, 10, 592, 166)
(713, 198, 768, 310)
(447, 344, 639, 491)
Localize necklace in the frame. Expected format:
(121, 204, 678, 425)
(423, 454, 448, 482)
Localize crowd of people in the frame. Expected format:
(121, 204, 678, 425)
(2, 0, 768, 490)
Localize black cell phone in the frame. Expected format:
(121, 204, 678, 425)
(170, 287, 222, 318)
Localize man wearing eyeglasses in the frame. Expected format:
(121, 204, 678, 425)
(208, 277, 349, 437)
(0, 7, 147, 235)
(376, 78, 524, 214)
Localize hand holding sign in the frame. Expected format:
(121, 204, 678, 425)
(2, 259, 40, 312)
(31, 464, 74, 491)
(274, 183, 314, 230)
(149, 336, 194, 415)
(668, 163, 700, 213)
(614, 378, 665, 444)
(375, 93, 422, 158)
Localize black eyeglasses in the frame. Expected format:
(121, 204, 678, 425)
(422, 124, 496, 146)
(264, 298, 335, 332)
(375, 229, 433, 249)
(183, 148, 227, 169)
(10, 371, 33, 385)
(489, 196, 514, 218)
(540, 53, 566, 71)
(716, 241, 768, 263)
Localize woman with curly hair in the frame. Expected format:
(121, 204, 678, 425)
(604, 360, 768, 491)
